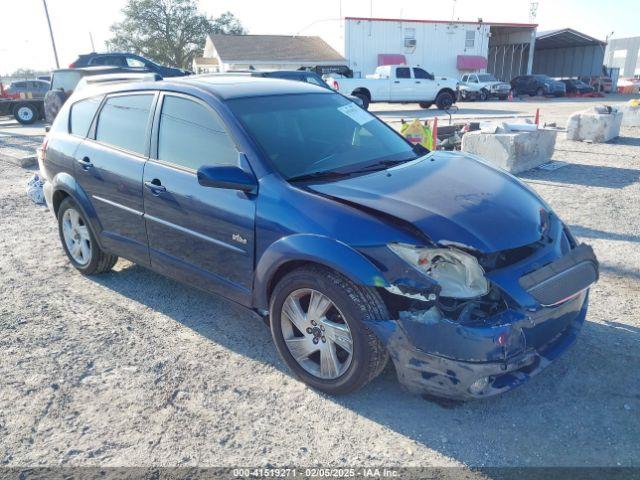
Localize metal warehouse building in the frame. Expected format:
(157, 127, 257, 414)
(344, 17, 537, 81)
(533, 28, 606, 78)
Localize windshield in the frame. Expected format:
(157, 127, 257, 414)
(227, 93, 418, 180)
(477, 74, 498, 82)
(534, 75, 553, 82)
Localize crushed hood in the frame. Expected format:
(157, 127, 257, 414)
(307, 152, 547, 253)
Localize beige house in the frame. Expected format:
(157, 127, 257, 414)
(196, 34, 346, 73)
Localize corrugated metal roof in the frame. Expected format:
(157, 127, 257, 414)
(536, 28, 606, 48)
(207, 34, 346, 63)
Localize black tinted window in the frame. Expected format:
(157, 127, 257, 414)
(413, 68, 430, 79)
(396, 68, 411, 79)
(96, 94, 153, 154)
(157, 95, 237, 170)
(70, 95, 103, 137)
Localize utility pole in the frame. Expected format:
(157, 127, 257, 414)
(89, 32, 96, 52)
(42, 0, 60, 68)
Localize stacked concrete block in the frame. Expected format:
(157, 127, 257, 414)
(566, 106, 623, 142)
(461, 128, 557, 174)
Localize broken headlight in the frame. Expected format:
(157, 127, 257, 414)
(388, 244, 489, 299)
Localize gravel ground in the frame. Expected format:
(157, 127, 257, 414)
(0, 106, 639, 469)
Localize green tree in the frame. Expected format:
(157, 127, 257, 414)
(107, 0, 246, 69)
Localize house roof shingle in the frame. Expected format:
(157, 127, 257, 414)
(207, 34, 346, 64)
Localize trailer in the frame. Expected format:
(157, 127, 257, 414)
(0, 82, 45, 125)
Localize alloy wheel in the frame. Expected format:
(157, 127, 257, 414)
(61, 208, 92, 266)
(280, 288, 353, 380)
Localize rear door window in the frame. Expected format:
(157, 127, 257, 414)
(95, 94, 154, 155)
(157, 95, 237, 171)
(396, 67, 411, 79)
(70, 95, 104, 137)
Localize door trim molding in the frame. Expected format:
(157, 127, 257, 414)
(92, 195, 143, 216)
(145, 214, 247, 254)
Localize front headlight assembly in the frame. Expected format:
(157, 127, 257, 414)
(388, 243, 489, 299)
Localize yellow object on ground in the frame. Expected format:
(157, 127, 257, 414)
(401, 119, 434, 150)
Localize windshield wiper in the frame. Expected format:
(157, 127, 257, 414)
(349, 157, 416, 174)
(287, 170, 355, 182)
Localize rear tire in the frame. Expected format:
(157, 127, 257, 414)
(536, 87, 545, 97)
(57, 197, 118, 275)
(419, 102, 432, 109)
(435, 91, 455, 110)
(353, 93, 370, 110)
(479, 89, 488, 101)
(269, 265, 388, 395)
(14, 103, 37, 125)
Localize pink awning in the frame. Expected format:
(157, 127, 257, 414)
(457, 55, 488, 70)
(378, 54, 406, 66)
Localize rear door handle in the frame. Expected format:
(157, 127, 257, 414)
(144, 179, 166, 195)
(393, 80, 400, 84)
(415, 81, 421, 84)
(77, 156, 93, 170)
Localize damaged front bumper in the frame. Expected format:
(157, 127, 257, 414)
(366, 291, 588, 400)
(364, 234, 599, 400)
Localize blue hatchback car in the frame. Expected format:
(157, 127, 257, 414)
(40, 76, 599, 400)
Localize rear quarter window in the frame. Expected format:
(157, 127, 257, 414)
(95, 94, 154, 155)
(70, 96, 104, 137)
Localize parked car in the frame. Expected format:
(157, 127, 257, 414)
(40, 76, 598, 400)
(44, 66, 157, 123)
(0, 79, 49, 124)
(70, 52, 190, 78)
(510, 75, 566, 97)
(561, 79, 595, 95)
(459, 73, 511, 100)
(578, 76, 613, 93)
(4, 79, 50, 98)
(221, 69, 364, 107)
(326, 65, 459, 110)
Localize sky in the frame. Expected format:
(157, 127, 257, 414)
(0, 0, 637, 75)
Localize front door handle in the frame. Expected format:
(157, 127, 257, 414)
(415, 81, 421, 84)
(77, 156, 93, 170)
(144, 179, 166, 195)
(393, 80, 400, 84)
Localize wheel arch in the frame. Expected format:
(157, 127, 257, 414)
(436, 87, 457, 100)
(50, 172, 105, 249)
(351, 87, 371, 101)
(254, 234, 389, 311)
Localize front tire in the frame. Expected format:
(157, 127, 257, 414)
(57, 197, 118, 275)
(479, 89, 488, 101)
(419, 102, 433, 109)
(435, 91, 455, 110)
(269, 266, 388, 395)
(353, 93, 370, 110)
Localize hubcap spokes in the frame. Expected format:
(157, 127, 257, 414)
(62, 208, 91, 265)
(281, 289, 353, 380)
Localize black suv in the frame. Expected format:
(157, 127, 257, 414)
(510, 75, 566, 97)
(70, 52, 189, 78)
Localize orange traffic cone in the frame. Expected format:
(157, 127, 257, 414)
(432, 117, 438, 150)
(534, 108, 540, 126)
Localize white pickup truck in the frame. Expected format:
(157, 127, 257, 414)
(326, 65, 459, 110)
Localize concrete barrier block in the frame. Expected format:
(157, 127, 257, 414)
(621, 104, 640, 127)
(566, 109, 623, 142)
(461, 128, 557, 174)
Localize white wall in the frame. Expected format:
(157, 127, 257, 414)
(345, 19, 490, 78)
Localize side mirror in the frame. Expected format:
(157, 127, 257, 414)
(197, 165, 257, 193)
